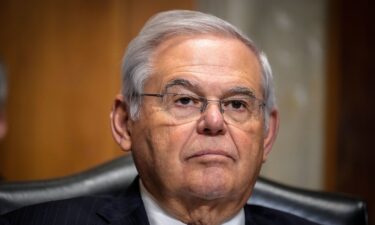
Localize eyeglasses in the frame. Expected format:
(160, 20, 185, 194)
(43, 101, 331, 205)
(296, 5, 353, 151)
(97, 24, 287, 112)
(141, 92, 265, 124)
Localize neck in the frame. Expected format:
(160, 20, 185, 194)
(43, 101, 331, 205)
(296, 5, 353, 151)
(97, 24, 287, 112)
(168, 197, 245, 225)
(140, 181, 249, 225)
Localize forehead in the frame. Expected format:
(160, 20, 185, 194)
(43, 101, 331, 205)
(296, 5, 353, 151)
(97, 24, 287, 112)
(146, 35, 263, 96)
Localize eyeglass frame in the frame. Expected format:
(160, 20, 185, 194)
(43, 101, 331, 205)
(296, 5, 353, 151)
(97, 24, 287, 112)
(139, 92, 266, 123)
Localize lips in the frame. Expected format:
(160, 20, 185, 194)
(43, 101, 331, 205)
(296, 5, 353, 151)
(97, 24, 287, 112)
(186, 149, 236, 161)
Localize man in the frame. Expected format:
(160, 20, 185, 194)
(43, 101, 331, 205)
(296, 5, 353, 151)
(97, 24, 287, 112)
(1, 10, 319, 225)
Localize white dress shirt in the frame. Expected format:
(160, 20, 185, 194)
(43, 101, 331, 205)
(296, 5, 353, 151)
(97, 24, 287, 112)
(140, 181, 245, 225)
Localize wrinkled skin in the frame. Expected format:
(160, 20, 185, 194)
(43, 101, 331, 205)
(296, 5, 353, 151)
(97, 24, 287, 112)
(111, 35, 279, 225)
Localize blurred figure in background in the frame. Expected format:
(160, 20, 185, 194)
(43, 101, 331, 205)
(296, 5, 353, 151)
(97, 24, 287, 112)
(0, 61, 7, 140)
(0, 60, 8, 181)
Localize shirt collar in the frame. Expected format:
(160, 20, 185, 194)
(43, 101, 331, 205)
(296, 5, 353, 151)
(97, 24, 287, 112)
(139, 180, 245, 225)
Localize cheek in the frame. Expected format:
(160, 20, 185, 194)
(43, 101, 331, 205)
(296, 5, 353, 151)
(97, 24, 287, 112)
(230, 124, 265, 167)
(231, 130, 265, 192)
(132, 115, 192, 170)
(131, 124, 177, 186)
(141, 124, 196, 191)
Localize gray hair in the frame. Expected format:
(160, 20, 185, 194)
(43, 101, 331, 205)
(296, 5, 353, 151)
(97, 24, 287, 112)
(121, 10, 276, 125)
(0, 61, 7, 109)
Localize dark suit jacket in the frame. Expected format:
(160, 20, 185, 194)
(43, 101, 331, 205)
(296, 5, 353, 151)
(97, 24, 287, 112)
(1, 178, 319, 225)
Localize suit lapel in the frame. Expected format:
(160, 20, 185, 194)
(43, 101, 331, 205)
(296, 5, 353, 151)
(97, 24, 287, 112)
(97, 177, 150, 225)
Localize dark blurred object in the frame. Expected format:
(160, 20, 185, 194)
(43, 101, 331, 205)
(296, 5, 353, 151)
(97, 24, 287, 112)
(0, 155, 368, 225)
(325, 0, 374, 224)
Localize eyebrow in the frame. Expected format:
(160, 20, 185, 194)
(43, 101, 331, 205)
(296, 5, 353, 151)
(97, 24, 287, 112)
(225, 87, 256, 98)
(163, 79, 257, 98)
(164, 79, 202, 93)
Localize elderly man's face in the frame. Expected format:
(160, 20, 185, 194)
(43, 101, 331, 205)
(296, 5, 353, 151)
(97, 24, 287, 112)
(114, 35, 277, 205)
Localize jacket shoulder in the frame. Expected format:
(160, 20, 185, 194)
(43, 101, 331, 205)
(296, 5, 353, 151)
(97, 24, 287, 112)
(245, 204, 321, 225)
(2, 195, 113, 225)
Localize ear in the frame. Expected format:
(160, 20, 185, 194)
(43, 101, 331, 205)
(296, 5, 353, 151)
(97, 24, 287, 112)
(262, 108, 280, 162)
(110, 94, 132, 152)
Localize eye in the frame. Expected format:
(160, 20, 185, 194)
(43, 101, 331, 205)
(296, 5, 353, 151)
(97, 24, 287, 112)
(171, 94, 200, 107)
(223, 99, 249, 111)
(231, 100, 245, 109)
(177, 96, 193, 105)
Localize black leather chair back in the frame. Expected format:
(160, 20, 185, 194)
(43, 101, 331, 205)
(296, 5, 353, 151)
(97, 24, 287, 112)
(0, 155, 368, 225)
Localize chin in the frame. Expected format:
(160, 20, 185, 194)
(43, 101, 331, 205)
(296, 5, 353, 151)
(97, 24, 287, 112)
(185, 169, 236, 200)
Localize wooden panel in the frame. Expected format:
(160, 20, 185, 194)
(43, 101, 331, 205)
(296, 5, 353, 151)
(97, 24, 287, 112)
(0, 0, 194, 180)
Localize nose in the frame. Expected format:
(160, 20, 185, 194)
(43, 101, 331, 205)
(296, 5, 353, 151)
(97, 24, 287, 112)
(197, 102, 226, 135)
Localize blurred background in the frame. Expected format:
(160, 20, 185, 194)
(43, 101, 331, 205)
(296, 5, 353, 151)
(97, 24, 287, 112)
(0, 0, 373, 223)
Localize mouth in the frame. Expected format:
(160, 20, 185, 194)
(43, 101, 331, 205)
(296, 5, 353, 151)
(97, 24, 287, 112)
(186, 150, 235, 162)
